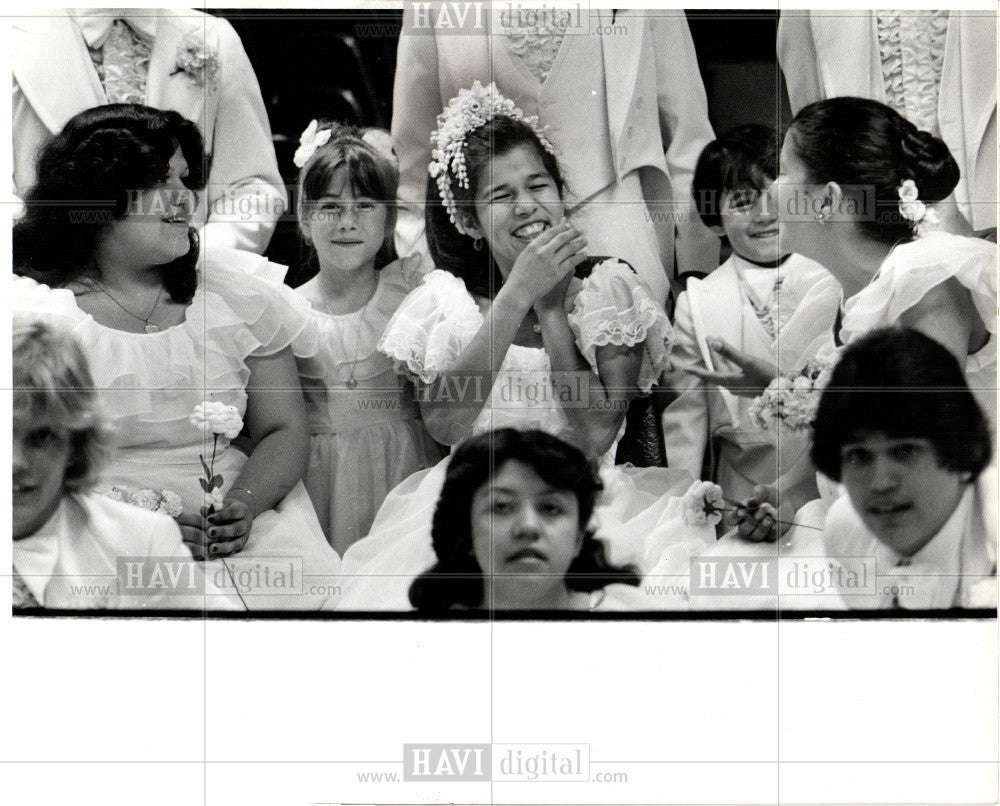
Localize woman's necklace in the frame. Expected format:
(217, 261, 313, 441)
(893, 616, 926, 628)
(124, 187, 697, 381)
(93, 279, 164, 333)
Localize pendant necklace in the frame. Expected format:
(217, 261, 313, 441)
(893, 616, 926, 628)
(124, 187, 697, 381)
(94, 280, 164, 333)
(319, 274, 380, 389)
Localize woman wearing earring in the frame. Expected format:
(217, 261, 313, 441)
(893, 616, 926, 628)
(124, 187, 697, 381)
(690, 97, 996, 426)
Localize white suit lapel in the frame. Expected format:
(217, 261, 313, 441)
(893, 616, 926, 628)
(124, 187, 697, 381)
(11, 15, 105, 134)
(145, 13, 206, 130)
(601, 10, 643, 158)
(811, 11, 884, 102)
(940, 13, 996, 173)
(687, 261, 742, 422)
(770, 257, 841, 372)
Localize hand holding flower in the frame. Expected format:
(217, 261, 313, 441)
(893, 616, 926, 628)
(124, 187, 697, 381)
(734, 485, 793, 543)
(202, 494, 254, 557)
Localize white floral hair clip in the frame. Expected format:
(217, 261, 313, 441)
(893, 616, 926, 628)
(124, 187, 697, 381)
(293, 119, 333, 169)
(897, 179, 940, 237)
(361, 128, 398, 167)
(428, 80, 556, 236)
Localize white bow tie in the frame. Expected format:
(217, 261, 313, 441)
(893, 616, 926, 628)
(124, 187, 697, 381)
(71, 9, 159, 48)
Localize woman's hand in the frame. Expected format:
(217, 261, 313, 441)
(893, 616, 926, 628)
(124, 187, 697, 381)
(733, 485, 793, 543)
(202, 497, 254, 557)
(175, 500, 253, 560)
(684, 338, 779, 398)
(176, 510, 211, 560)
(506, 221, 586, 308)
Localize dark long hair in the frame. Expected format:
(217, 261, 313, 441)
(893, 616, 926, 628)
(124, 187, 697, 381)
(810, 327, 992, 481)
(13, 104, 206, 303)
(426, 116, 566, 298)
(409, 429, 640, 612)
(788, 97, 960, 245)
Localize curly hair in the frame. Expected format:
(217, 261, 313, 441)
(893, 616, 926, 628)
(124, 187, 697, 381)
(787, 97, 961, 245)
(409, 429, 639, 612)
(297, 122, 399, 279)
(13, 104, 206, 303)
(425, 116, 566, 299)
(13, 317, 108, 494)
(810, 327, 992, 482)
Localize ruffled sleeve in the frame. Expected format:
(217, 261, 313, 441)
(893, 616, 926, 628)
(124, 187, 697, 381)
(567, 259, 674, 394)
(378, 269, 484, 384)
(12, 275, 86, 329)
(842, 232, 997, 342)
(200, 248, 312, 358)
(200, 245, 289, 285)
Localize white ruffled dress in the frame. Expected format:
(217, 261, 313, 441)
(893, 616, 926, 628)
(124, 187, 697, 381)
(840, 231, 997, 425)
(330, 261, 714, 611)
(13, 253, 342, 611)
(292, 260, 442, 555)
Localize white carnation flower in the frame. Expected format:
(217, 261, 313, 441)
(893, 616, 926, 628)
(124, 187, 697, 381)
(190, 401, 244, 440)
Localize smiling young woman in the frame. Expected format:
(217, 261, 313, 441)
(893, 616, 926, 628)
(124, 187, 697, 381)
(13, 104, 341, 610)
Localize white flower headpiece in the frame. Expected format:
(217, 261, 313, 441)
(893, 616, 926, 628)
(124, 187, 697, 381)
(429, 81, 556, 236)
(897, 179, 940, 237)
(293, 121, 398, 171)
(293, 120, 333, 168)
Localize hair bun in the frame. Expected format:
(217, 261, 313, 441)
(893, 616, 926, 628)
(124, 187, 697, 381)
(899, 126, 960, 204)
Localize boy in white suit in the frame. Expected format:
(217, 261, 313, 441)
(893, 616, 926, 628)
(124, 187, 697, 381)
(12, 8, 285, 254)
(811, 328, 997, 610)
(662, 125, 840, 524)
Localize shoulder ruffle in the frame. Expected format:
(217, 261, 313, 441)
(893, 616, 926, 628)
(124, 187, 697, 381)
(202, 245, 289, 285)
(12, 275, 85, 328)
(293, 260, 413, 384)
(567, 259, 674, 393)
(200, 249, 312, 359)
(13, 253, 310, 426)
(842, 232, 997, 341)
(378, 269, 484, 384)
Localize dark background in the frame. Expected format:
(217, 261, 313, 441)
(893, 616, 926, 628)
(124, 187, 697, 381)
(215, 9, 792, 279)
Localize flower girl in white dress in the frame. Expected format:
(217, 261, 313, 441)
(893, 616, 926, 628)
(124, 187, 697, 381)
(290, 122, 441, 554)
(331, 83, 713, 611)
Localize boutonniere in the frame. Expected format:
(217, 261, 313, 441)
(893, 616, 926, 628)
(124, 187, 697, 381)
(171, 30, 220, 89)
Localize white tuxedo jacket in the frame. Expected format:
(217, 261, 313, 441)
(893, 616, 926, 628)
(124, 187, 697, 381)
(391, 7, 719, 303)
(823, 466, 998, 610)
(12, 9, 285, 254)
(778, 10, 997, 230)
(662, 253, 841, 511)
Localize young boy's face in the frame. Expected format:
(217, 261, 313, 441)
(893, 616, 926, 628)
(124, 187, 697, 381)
(839, 433, 967, 558)
(716, 183, 783, 264)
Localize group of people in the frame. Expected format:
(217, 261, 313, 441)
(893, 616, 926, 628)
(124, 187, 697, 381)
(10, 8, 998, 613)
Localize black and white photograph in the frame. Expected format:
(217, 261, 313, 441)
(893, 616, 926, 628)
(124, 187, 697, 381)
(4, 2, 998, 804)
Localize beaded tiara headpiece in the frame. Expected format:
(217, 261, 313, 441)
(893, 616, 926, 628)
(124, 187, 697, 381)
(428, 81, 556, 236)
